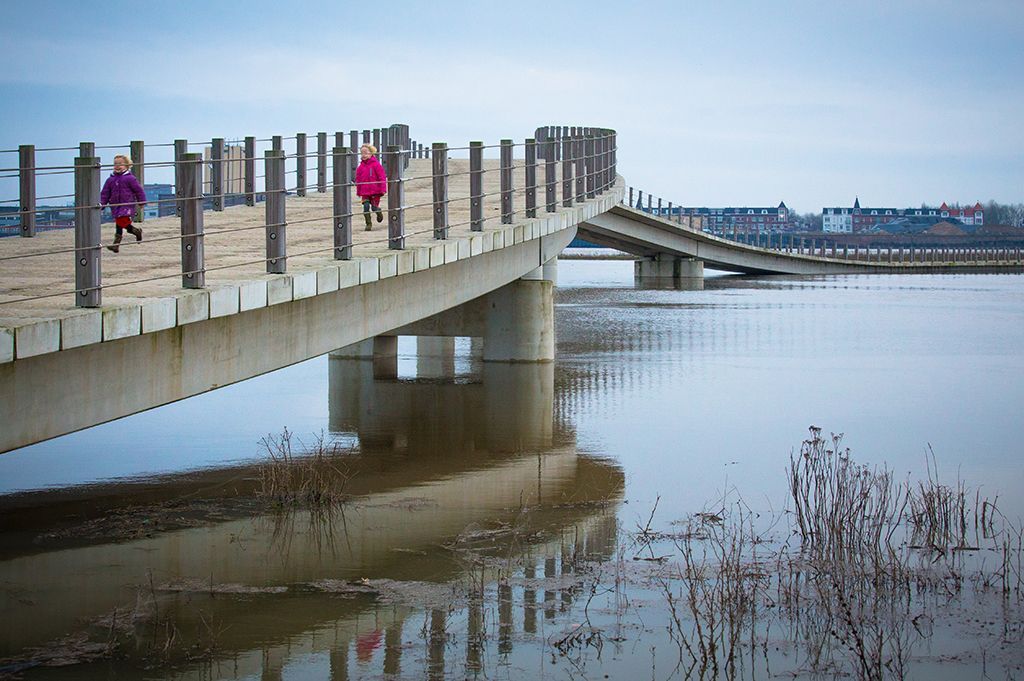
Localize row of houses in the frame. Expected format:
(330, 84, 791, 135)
(823, 198, 984, 233)
(639, 197, 986, 235)
(638, 201, 792, 232)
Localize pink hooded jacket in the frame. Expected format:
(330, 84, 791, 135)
(355, 156, 387, 197)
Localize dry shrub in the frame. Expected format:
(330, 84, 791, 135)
(257, 428, 354, 507)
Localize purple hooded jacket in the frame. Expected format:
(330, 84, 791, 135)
(355, 156, 387, 197)
(100, 171, 147, 219)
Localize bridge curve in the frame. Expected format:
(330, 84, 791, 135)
(582, 203, 1023, 275)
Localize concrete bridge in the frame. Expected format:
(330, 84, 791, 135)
(1, 124, 1021, 453)
(582, 202, 1024, 279)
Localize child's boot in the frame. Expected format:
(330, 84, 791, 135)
(363, 202, 373, 230)
(128, 225, 143, 241)
(106, 234, 122, 253)
(374, 207, 384, 223)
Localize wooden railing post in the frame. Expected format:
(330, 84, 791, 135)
(265, 149, 286, 273)
(244, 136, 256, 207)
(561, 135, 573, 208)
(470, 141, 484, 230)
(211, 137, 225, 211)
(180, 153, 205, 288)
(317, 132, 328, 193)
(130, 140, 145, 223)
(386, 145, 405, 249)
(295, 133, 307, 198)
(606, 130, 614, 190)
(501, 139, 514, 223)
(18, 144, 36, 237)
(271, 135, 282, 152)
(332, 146, 352, 259)
(349, 130, 359, 175)
(525, 138, 537, 218)
(372, 129, 381, 156)
(544, 139, 556, 212)
(575, 131, 585, 203)
(174, 138, 187, 218)
(74, 155, 102, 307)
(432, 142, 449, 239)
(585, 132, 596, 199)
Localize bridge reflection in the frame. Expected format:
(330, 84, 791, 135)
(329, 353, 557, 453)
(0, 357, 622, 679)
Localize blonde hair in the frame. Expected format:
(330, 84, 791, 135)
(360, 144, 377, 155)
(113, 154, 133, 167)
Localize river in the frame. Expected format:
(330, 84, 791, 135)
(1, 258, 1022, 679)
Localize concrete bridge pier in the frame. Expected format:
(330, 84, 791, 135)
(331, 336, 398, 379)
(415, 336, 456, 378)
(634, 255, 704, 290)
(333, 256, 560, 370)
(482, 262, 556, 363)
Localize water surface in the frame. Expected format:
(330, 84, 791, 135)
(1, 261, 1022, 679)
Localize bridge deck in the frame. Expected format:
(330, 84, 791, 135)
(1, 159, 586, 361)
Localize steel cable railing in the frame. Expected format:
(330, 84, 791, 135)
(0, 125, 620, 310)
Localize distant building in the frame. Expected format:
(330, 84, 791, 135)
(203, 145, 245, 196)
(823, 198, 984, 233)
(143, 183, 173, 220)
(640, 200, 792, 233)
(939, 202, 984, 226)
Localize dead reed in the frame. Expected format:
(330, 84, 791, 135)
(257, 428, 354, 508)
(907, 446, 997, 550)
(634, 426, 1023, 681)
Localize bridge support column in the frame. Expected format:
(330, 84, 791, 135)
(416, 336, 455, 378)
(331, 335, 398, 379)
(482, 278, 555, 363)
(634, 255, 704, 289)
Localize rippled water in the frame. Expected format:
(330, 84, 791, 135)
(1, 260, 1022, 679)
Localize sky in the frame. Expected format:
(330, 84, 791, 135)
(2, 0, 1022, 214)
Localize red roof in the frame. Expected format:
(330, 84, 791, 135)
(939, 202, 984, 216)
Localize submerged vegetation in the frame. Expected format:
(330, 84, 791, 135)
(256, 427, 354, 507)
(623, 426, 1024, 680)
(2, 427, 1021, 679)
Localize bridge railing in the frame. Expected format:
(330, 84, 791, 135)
(622, 187, 1023, 267)
(0, 125, 617, 310)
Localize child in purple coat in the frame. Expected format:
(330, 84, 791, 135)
(100, 154, 146, 253)
(355, 144, 388, 230)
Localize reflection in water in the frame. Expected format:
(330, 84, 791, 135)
(329, 355, 557, 453)
(5, 266, 1019, 678)
(0, 353, 623, 680)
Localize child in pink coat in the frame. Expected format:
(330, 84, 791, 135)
(355, 144, 387, 230)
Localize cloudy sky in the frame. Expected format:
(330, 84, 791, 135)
(2, 0, 1021, 213)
